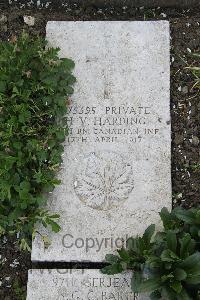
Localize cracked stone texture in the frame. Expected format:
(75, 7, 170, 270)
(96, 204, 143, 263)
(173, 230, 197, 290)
(32, 21, 171, 262)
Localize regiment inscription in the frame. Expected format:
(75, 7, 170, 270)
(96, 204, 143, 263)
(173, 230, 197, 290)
(67, 105, 159, 144)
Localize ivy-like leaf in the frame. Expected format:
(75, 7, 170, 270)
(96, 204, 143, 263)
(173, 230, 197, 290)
(101, 263, 123, 275)
(105, 254, 120, 264)
(143, 224, 155, 246)
(131, 272, 143, 293)
(166, 230, 177, 253)
(0, 33, 75, 247)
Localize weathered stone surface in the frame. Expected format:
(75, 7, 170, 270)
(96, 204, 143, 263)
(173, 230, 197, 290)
(32, 21, 171, 262)
(27, 269, 149, 300)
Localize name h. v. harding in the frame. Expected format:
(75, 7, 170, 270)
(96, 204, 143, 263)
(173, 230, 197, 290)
(66, 105, 152, 126)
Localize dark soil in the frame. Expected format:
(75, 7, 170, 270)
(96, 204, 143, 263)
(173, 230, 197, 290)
(0, 4, 199, 300)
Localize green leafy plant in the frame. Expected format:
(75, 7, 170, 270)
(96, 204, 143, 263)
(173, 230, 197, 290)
(102, 207, 200, 299)
(187, 53, 200, 89)
(0, 32, 76, 249)
(13, 279, 26, 300)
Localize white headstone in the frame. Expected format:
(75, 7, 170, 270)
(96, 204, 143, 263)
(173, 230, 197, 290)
(27, 269, 149, 300)
(32, 21, 171, 262)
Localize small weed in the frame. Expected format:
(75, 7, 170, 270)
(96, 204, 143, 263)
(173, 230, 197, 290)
(102, 207, 200, 299)
(13, 279, 26, 300)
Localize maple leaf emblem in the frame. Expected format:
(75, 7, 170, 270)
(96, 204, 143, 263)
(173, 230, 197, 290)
(74, 151, 134, 210)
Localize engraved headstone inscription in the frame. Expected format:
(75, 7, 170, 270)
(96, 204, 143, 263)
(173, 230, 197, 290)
(27, 269, 149, 300)
(31, 21, 171, 263)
